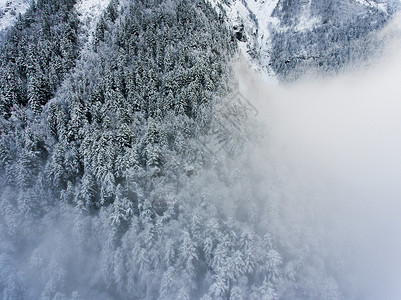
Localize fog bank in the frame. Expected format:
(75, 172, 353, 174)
(237, 15, 401, 299)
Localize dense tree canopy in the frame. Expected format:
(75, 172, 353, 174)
(0, 0, 368, 299)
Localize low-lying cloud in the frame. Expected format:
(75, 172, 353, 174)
(237, 14, 401, 299)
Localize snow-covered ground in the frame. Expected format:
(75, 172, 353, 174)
(293, 0, 320, 32)
(209, 0, 279, 81)
(209, 0, 322, 80)
(210, 0, 396, 82)
(0, 0, 30, 32)
(0, 0, 111, 42)
(355, 0, 388, 12)
(75, 0, 110, 43)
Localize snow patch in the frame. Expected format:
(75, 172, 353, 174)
(354, 0, 388, 12)
(75, 0, 110, 43)
(294, 0, 320, 32)
(210, 0, 394, 82)
(210, 0, 279, 82)
(0, 0, 30, 32)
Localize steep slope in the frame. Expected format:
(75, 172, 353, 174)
(0, 0, 79, 116)
(0, 0, 109, 42)
(270, 0, 400, 80)
(0, 0, 347, 299)
(215, 0, 400, 80)
(208, 0, 280, 78)
(75, 0, 110, 43)
(1, 0, 400, 299)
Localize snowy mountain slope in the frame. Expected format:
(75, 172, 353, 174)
(208, 0, 279, 78)
(3, 0, 395, 81)
(0, 0, 30, 32)
(270, 0, 400, 80)
(213, 0, 400, 80)
(0, 0, 110, 43)
(2, 0, 401, 299)
(75, 0, 110, 43)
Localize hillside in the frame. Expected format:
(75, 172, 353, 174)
(214, 0, 400, 80)
(0, 0, 399, 299)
